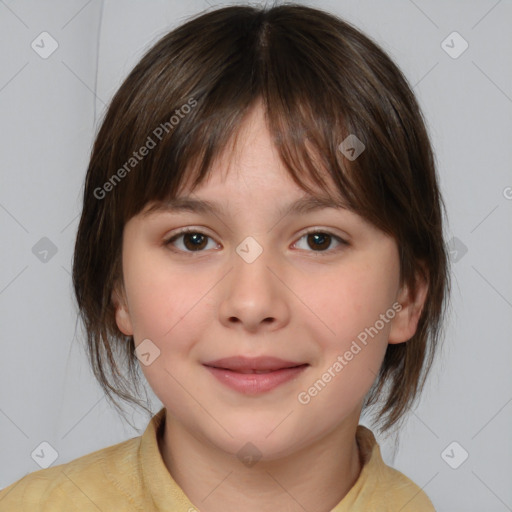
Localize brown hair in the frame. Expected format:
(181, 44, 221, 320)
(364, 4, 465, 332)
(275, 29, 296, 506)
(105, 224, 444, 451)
(72, 3, 450, 434)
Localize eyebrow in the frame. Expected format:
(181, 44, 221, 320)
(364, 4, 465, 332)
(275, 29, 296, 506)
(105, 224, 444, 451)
(145, 195, 347, 218)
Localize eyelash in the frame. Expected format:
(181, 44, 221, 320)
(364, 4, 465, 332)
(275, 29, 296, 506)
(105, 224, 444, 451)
(163, 227, 348, 256)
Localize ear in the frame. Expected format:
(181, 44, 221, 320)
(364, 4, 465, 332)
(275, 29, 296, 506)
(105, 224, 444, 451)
(111, 282, 134, 336)
(388, 268, 429, 345)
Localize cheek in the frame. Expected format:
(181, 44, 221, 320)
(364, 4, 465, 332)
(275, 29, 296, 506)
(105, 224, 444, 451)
(123, 249, 195, 342)
(313, 262, 398, 343)
(294, 270, 397, 418)
(123, 248, 221, 367)
(302, 253, 399, 396)
(122, 254, 211, 404)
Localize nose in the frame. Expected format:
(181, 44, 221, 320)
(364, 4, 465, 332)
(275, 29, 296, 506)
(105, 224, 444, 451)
(217, 239, 290, 333)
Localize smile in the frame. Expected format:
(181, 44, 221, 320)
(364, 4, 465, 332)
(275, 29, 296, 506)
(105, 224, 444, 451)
(203, 364, 309, 394)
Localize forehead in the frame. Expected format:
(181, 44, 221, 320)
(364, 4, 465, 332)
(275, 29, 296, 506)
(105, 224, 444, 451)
(145, 107, 346, 218)
(143, 193, 348, 218)
(173, 102, 343, 201)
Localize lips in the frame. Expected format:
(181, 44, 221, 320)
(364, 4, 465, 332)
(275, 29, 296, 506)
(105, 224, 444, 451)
(203, 357, 309, 394)
(203, 356, 307, 373)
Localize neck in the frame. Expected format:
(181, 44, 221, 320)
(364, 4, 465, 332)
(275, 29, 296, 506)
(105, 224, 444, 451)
(158, 412, 363, 512)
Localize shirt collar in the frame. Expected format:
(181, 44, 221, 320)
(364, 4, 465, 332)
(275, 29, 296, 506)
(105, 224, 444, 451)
(139, 407, 194, 508)
(139, 407, 384, 511)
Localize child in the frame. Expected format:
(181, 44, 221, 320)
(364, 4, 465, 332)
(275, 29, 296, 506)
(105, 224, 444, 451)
(0, 3, 449, 511)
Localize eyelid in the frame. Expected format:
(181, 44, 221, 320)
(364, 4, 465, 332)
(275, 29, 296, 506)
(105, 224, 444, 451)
(298, 227, 350, 244)
(163, 226, 220, 252)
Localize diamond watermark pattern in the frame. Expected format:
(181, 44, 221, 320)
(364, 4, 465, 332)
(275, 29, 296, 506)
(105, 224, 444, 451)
(236, 236, 263, 264)
(32, 237, 58, 263)
(135, 338, 161, 366)
(447, 236, 468, 263)
(31, 31, 59, 59)
(237, 442, 262, 468)
(338, 134, 365, 161)
(441, 31, 468, 59)
(441, 441, 469, 469)
(31, 441, 59, 469)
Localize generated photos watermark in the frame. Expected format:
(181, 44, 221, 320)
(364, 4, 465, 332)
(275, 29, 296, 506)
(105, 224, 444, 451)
(297, 301, 402, 405)
(94, 97, 197, 200)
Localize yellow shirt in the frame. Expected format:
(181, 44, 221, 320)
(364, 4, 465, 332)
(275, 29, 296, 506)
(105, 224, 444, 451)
(0, 408, 435, 511)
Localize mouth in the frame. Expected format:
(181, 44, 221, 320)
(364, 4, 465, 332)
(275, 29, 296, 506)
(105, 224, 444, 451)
(203, 355, 308, 373)
(202, 356, 309, 394)
(211, 367, 305, 374)
(205, 365, 308, 374)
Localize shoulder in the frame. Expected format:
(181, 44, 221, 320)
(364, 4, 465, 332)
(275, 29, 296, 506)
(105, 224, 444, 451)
(0, 435, 143, 512)
(354, 425, 436, 512)
(373, 464, 436, 511)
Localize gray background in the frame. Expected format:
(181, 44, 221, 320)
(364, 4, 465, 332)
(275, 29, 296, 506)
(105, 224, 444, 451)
(1, 0, 511, 510)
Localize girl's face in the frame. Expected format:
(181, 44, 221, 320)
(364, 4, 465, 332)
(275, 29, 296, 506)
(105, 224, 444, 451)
(113, 103, 425, 460)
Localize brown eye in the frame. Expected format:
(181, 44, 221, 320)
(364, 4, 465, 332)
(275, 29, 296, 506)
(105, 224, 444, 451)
(181, 232, 208, 251)
(165, 230, 217, 252)
(164, 228, 347, 256)
(294, 231, 347, 254)
(307, 233, 331, 251)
